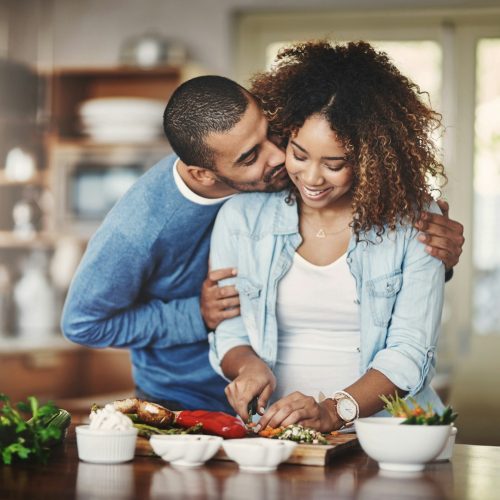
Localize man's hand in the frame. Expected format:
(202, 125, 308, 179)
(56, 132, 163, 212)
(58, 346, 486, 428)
(257, 392, 342, 433)
(200, 267, 240, 330)
(223, 352, 276, 422)
(416, 199, 465, 270)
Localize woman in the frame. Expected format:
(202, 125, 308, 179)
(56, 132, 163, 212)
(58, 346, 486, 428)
(208, 41, 446, 432)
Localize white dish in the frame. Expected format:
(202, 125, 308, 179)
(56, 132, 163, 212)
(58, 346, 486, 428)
(149, 435, 223, 467)
(355, 417, 451, 472)
(79, 97, 164, 118)
(221, 438, 297, 472)
(75, 425, 138, 464)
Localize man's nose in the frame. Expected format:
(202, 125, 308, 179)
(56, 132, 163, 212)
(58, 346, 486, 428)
(265, 140, 285, 167)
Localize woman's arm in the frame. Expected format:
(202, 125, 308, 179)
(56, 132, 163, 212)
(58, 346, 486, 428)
(208, 199, 276, 419)
(221, 346, 276, 422)
(257, 215, 445, 432)
(257, 368, 404, 432)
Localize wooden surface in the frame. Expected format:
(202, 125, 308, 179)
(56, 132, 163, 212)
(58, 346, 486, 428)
(135, 432, 359, 467)
(1, 425, 500, 499)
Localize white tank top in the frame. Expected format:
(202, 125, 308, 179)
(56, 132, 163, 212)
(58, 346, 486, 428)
(273, 252, 360, 402)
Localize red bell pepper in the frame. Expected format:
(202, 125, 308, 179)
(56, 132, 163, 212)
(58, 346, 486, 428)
(174, 410, 247, 439)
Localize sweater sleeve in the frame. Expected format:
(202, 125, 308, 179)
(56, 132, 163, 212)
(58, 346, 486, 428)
(61, 230, 207, 349)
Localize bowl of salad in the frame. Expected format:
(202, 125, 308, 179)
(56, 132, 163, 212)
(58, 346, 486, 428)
(354, 395, 458, 472)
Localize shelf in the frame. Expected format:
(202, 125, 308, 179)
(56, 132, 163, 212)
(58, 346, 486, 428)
(49, 66, 182, 77)
(48, 137, 170, 150)
(0, 170, 46, 187)
(0, 231, 59, 249)
(50, 67, 182, 137)
(0, 335, 78, 354)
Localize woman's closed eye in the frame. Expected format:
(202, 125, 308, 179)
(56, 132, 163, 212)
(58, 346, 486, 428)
(293, 152, 307, 162)
(325, 161, 347, 172)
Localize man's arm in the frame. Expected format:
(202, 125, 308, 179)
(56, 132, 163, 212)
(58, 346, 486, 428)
(418, 199, 465, 276)
(200, 267, 240, 331)
(61, 230, 207, 349)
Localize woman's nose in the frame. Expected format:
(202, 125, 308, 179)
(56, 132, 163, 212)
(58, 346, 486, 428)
(301, 164, 323, 186)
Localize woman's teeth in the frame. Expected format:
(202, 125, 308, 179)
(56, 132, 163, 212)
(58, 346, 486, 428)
(302, 185, 331, 198)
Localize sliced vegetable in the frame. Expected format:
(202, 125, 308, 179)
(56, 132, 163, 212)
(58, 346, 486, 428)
(260, 424, 328, 445)
(133, 421, 203, 438)
(380, 393, 458, 425)
(112, 398, 248, 439)
(175, 410, 247, 439)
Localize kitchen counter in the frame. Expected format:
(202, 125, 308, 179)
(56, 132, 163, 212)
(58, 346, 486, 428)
(1, 426, 499, 500)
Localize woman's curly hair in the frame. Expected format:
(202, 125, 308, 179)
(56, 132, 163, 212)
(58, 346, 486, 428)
(250, 40, 446, 237)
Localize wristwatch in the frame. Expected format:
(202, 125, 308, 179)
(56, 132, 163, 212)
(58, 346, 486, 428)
(333, 391, 359, 423)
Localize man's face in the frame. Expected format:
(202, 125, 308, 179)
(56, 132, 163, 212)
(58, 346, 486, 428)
(204, 97, 288, 193)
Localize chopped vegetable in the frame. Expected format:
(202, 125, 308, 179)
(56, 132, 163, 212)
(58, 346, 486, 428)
(175, 410, 247, 439)
(0, 394, 71, 465)
(380, 394, 458, 426)
(133, 421, 203, 438)
(260, 424, 328, 445)
(110, 399, 248, 439)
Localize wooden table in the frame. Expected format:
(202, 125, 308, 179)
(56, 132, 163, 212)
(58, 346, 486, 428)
(1, 427, 499, 500)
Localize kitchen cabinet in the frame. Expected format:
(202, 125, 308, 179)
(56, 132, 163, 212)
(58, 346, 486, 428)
(0, 341, 133, 402)
(0, 65, 180, 339)
(48, 67, 181, 140)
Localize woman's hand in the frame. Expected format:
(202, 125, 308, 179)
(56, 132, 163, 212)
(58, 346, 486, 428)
(257, 392, 343, 433)
(223, 351, 276, 422)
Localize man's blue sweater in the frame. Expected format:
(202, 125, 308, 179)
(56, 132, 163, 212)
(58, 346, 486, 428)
(61, 154, 232, 412)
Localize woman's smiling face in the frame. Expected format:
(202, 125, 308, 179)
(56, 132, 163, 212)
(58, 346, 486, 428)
(286, 114, 354, 210)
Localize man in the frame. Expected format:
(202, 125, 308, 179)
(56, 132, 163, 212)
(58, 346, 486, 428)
(62, 76, 464, 413)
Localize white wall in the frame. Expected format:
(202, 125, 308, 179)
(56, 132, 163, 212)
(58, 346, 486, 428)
(7, 0, 500, 74)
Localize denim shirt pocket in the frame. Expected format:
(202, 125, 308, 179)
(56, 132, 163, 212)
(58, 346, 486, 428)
(367, 271, 403, 327)
(237, 276, 262, 335)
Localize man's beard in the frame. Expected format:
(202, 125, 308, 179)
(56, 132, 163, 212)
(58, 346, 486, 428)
(215, 164, 291, 194)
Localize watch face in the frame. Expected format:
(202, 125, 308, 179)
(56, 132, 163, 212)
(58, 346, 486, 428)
(337, 398, 357, 422)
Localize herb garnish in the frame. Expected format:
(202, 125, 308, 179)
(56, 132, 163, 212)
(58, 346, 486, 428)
(380, 394, 458, 426)
(0, 394, 71, 465)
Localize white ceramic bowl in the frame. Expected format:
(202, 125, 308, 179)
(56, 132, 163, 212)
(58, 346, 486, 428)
(75, 425, 138, 464)
(435, 425, 458, 461)
(149, 435, 223, 467)
(221, 438, 297, 472)
(355, 417, 451, 472)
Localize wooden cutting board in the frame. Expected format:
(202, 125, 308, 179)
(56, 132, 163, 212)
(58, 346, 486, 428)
(135, 433, 358, 467)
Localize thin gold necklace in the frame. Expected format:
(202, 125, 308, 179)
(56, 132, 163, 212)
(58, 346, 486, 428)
(301, 216, 351, 238)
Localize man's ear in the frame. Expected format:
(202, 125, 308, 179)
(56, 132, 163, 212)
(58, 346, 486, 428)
(185, 165, 218, 186)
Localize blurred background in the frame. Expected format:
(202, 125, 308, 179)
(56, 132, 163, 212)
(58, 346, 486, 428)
(0, 0, 499, 445)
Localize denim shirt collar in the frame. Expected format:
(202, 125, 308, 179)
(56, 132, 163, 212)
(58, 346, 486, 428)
(272, 192, 300, 236)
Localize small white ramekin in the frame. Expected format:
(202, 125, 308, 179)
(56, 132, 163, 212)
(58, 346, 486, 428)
(76, 425, 138, 464)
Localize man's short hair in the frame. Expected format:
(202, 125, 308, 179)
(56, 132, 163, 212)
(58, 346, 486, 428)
(163, 75, 250, 169)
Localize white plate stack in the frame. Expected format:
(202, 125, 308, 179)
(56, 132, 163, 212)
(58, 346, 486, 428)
(78, 97, 165, 143)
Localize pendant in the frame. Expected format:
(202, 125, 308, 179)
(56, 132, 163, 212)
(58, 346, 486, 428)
(316, 229, 326, 238)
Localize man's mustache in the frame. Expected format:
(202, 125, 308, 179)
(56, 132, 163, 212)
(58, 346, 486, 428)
(263, 163, 286, 183)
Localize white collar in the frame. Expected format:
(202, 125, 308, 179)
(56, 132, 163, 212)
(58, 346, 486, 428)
(173, 158, 234, 206)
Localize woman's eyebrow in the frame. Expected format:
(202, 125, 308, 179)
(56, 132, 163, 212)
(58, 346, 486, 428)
(290, 140, 346, 161)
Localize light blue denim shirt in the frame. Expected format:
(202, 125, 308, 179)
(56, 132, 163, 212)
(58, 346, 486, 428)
(209, 191, 445, 411)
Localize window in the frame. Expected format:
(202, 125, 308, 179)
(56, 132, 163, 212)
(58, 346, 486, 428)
(235, 8, 500, 368)
(473, 38, 500, 334)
